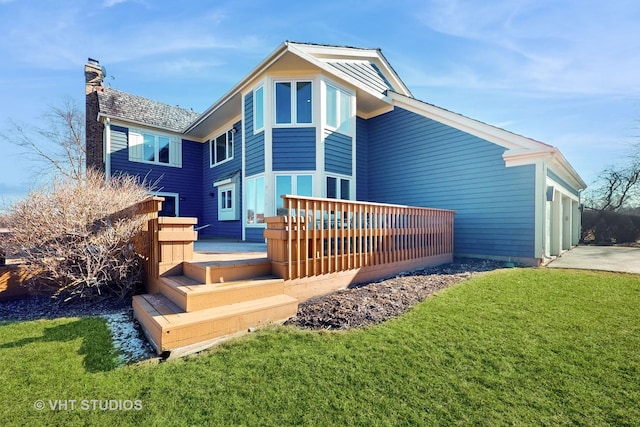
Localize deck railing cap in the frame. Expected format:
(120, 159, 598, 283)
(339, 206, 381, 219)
(280, 194, 456, 213)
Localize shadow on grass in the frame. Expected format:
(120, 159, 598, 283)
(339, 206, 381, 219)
(0, 317, 118, 373)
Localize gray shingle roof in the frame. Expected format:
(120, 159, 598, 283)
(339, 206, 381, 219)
(97, 88, 200, 132)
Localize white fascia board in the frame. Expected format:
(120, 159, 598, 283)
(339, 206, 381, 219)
(184, 43, 290, 134)
(549, 151, 588, 190)
(505, 149, 587, 191)
(286, 43, 393, 104)
(288, 42, 412, 97)
(387, 91, 550, 151)
(503, 148, 556, 167)
(97, 113, 185, 136)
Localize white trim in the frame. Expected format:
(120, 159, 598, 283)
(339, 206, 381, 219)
(217, 182, 238, 221)
(253, 84, 265, 134)
(104, 118, 111, 182)
(128, 128, 182, 168)
(213, 178, 232, 187)
(388, 92, 545, 151)
(241, 92, 247, 241)
(286, 42, 413, 97)
(244, 174, 267, 228)
(534, 161, 546, 260)
(325, 173, 353, 200)
(98, 113, 184, 135)
(272, 78, 315, 127)
(208, 128, 235, 168)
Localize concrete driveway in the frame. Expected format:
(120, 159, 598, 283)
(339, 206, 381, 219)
(548, 245, 640, 274)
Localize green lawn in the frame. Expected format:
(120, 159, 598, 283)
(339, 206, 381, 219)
(1, 269, 639, 426)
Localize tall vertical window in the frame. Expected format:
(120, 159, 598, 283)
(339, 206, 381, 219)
(275, 174, 313, 215)
(246, 176, 265, 224)
(325, 83, 352, 134)
(254, 86, 264, 132)
(275, 80, 313, 125)
(209, 129, 234, 166)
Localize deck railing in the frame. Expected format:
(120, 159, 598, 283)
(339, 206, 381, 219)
(133, 197, 198, 294)
(264, 195, 455, 280)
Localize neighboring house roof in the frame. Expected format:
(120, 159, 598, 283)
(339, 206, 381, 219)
(97, 88, 200, 132)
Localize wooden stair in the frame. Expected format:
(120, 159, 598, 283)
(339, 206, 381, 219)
(133, 256, 298, 357)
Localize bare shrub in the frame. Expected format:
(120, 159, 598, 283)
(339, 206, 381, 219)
(582, 210, 640, 244)
(5, 170, 152, 303)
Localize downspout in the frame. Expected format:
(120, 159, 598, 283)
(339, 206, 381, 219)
(104, 117, 111, 182)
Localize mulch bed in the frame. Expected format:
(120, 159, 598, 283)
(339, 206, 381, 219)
(284, 258, 508, 330)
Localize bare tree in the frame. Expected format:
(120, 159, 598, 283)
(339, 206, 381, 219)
(585, 148, 640, 212)
(1, 98, 85, 182)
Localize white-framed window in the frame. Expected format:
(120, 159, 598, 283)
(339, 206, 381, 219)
(274, 80, 313, 125)
(275, 174, 313, 215)
(254, 85, 264, 133)
(215, 182, 238, 221)
(326, 175, 351, 200)
(325, 83, 352, 135)
(154, 192, 180, 217)
(245, 175, 265, 225)
(129, 130, 181, 167)
(209, 129, 234, 167)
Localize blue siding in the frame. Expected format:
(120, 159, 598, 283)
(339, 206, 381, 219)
(200, 120, 243, 239)
(272, 127, 316, 171)
(324, 130, 352, 175)
(366, 107, 536, 258)
(244, 93, 265, 175)
(245, 227, 265, 242)
(109, 125, 203, 223)
(356, 117, 369, 201)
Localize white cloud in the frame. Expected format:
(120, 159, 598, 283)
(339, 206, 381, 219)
(413, 0, 640, 96)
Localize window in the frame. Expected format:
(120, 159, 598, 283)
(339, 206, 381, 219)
(275, 80, 313, 125)
(215, 182, 238, 221)
(275, 174, 313, 215)
(254, 86, 264, 132)
(326, 176, 350, 200)
(154, 192, 179, 217)
(209, 129, 234, 166)
(246, 176, 265, 225)
(325, 83, 352, 134)
(129, 130, 181, 167)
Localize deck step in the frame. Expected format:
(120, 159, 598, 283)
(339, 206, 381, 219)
(158, 275, 285, 312)
(182, 258, 272, 284)
(133, 293, 298, 356)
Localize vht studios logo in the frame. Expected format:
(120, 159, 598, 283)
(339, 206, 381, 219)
(34, 399, 143, 411)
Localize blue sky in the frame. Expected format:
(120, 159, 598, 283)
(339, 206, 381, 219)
(1, 0, 639, 207)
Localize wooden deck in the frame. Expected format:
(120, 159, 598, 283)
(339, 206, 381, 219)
(131, 196, 455, 357)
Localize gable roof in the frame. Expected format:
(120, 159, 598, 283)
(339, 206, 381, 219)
(97, 88, 200, 132)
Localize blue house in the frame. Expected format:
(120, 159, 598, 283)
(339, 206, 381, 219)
(85, 42, 586, 266)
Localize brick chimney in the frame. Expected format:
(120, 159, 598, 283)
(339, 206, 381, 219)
(85, 58, 105, 172)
